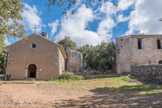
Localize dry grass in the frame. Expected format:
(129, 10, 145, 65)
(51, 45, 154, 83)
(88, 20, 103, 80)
(0, 73, 162, 108)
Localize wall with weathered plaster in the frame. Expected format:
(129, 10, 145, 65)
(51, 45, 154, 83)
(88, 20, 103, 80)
(116, 35, 162, 73)
(131, 35, 162, 65)
(115, 36, 131, 73)
(58, 48, 65, 75)
(66, 48, 83, 72)
(6, 34, 66, 80)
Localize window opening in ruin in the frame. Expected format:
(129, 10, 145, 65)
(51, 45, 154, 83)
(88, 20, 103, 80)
(157, 39, 161, 49)
(138, 39, 142, 49)
(118, 49, 120, 54)
(159, 60, 162, 64)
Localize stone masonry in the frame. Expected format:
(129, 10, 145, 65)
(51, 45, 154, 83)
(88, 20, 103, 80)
(66, 48, 83, 72)
(116, 34, 162, 73)
(131, 65, 162, 83)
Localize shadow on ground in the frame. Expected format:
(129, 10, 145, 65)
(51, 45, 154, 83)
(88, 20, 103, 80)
(53, 81, 162, 108)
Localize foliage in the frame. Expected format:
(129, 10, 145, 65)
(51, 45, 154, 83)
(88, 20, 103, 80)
(0, 74, 5, 80)
(78, 42, 116, 71)
(75, 75, 84, 80)
(0, 0, 26, 52)
(55, 72, 84, 81)
(0, 47, 8, 74)
(0, 35, 5, 52)
(59, 72, 75, 80)
(57, 36, 77, 51)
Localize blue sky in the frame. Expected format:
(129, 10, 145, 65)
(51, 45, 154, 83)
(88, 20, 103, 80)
(5, 0, 162, 46)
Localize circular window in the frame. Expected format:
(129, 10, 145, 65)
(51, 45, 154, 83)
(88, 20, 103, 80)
(32, 43, 36, 48)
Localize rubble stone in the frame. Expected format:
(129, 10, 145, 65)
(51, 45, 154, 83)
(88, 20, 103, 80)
(131, 65, 162, 83)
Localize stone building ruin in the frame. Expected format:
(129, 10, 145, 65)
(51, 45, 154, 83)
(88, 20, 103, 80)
(66, 48, 83, 72)
(116, 34, 162, 73)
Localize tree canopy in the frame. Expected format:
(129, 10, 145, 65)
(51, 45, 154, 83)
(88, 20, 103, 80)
(57, 36, 77, 51)
(0, 47, 8, 74)
(58, 36, 116, 71)
(0, 0, 26, 52)
(78, 42, 116, 71)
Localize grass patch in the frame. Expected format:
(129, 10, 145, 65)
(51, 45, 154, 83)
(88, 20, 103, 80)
(0, 74, 5, 80)
(86, 74, 162, 97)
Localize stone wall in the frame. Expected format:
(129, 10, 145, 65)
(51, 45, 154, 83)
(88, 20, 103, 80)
(131, 65, 162, 83)
(66, 48, 83, 72)
(116, 34, 162, 74)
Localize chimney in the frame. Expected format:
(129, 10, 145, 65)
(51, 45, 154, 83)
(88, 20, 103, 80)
(40, 32, 48, 39)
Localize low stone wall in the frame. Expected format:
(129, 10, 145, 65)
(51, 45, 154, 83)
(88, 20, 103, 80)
(131, 65, 162, 83)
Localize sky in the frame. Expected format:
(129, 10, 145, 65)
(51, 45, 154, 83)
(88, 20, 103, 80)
(5, 0, 162, 46)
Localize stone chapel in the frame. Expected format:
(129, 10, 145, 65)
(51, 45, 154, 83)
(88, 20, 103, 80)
(6, 32, 67, 80)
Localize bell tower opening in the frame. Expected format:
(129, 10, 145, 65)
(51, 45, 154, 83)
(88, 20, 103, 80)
(28, 64, 37, 78)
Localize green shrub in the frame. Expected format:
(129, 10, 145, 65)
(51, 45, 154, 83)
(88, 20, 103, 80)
(59, 72, 75, 80)
(75, 75, 84, 80)
(0, 75, 5, 80)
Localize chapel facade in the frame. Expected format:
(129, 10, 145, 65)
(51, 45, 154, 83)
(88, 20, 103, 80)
(6, 33, 67, 80)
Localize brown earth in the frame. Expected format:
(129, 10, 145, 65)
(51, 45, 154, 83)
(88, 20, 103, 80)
(0, 76, 162, 108)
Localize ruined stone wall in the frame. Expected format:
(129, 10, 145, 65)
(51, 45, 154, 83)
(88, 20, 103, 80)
(115, 36, 131, 73)
(66, 48, 83, 72)
(131, 35, 162, 66)
(116, 35, 162, 74)
(131, 65, 162, 83)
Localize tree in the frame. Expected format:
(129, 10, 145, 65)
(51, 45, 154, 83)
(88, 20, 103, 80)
(0, 47, 8, 74)
(57, 36, 77, 51)
(0, 0, 26, 52)
(0, 35, 5, 52)
(78, 42, 116, 72)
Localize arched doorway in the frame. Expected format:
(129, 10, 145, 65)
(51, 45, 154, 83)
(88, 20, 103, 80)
(28, 64, 37, 78)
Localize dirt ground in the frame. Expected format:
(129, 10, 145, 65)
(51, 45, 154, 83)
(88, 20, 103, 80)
(0, 76, 162, 108)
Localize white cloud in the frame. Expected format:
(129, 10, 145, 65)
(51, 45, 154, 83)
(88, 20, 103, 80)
(118, 0, 135, 11)
(99, 2, 117, 15)
(117, 14, 130, 23)
(126, 0, 162, 35)
(48, 20, 59, 35)
(97, 17, 115, 41)
(21, 3, 43, 33)
(95, 1, 134, 42)
(55, 5, 103, 46)
(52, 1, 136, 46)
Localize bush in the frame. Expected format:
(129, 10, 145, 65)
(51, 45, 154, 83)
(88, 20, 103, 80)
(75, 75, 83, 80)
(58, 72, 84, 81)
(59, 72, 75, 80)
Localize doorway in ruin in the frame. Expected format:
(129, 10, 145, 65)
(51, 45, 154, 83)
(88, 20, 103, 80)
(28, 64, 37, 78)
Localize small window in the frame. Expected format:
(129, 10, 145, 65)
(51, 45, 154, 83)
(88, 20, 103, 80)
(137, 39, 142, 49)
(159, 60, 162, 64)
(117, 49, 120, 54)
(32, 43, 36, 48)
(157, 39, 161, 49)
